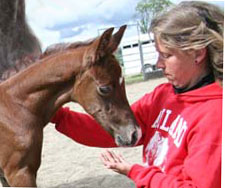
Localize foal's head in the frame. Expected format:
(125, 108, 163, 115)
(71, 26, 141, 146)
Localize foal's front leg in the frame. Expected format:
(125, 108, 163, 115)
(5, 167, 37, 187)
(3, 149, 39, 187)
(0, 169, 10, 187)
(3, 134, 43, 187)
(0, 177, 9, 187)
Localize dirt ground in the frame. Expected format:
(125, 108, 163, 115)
(35, 77, 166, 188)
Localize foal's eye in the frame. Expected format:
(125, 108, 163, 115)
(97, 85, 112, 96)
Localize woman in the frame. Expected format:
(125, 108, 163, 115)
(51, 1, 223, 187)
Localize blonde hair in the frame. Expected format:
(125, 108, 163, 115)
(150, 1, 223, 84)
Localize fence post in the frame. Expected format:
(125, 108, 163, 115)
(136, 24, 145, 80)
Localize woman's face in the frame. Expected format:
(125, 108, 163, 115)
(155, 38, 203, 89)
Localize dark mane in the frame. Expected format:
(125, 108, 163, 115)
(40, 39, 95, 59)
(0, 0, 41, 82)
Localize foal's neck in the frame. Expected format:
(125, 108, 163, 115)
(3, 48, 85, 117)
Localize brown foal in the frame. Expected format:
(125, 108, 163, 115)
(0, 26, 141, 187)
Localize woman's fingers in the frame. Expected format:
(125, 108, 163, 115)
(110, 150, 123, 163)
(101, 150, 119, 163)
(100, 150, 115, 168)
(100, 149, 132, 175)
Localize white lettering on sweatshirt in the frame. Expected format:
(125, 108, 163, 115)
(152, 109, 188, 147)
(145, 109, 188, 168)
(145, 131, 169, 171)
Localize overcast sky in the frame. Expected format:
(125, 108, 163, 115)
(25, 0, 224, 50)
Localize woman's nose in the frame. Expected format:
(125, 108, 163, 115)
(156, 59, 165, 69)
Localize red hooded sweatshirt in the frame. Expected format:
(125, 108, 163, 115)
(51, 82, 222, 188)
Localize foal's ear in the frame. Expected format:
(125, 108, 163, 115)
(94, 27, 114, 61)
(108, 25, 127, 53)
(94, 25, 126, 61)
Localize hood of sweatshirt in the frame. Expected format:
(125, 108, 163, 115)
(172, 82, 222, 102)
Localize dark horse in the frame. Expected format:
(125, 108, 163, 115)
(0, 0, 41, 81)
(0, 18, 141, 188)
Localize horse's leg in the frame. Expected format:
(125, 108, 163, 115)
(3, 132, 43, 187)
(0, 177, 10, 187)
(0, 169, 10, 187)
(3, 145, 42, 187)
(5, 167, 37, 187)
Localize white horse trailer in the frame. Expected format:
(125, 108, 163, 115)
(121, 34, 158, 76)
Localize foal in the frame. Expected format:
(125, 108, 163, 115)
(0, 26, 141, 187)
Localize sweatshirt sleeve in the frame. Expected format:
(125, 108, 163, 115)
(51, 107, 117, 147)
(128, 164, 197, 187)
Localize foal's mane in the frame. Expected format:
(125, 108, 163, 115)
(0, 39, 95, 82)
(40, 39, 95, 60)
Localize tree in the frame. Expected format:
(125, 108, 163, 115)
(135, 0, 173, 33)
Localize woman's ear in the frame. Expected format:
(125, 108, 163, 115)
(195, 48, 207, 64)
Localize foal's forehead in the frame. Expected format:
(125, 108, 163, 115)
(98, 56, 124, 85)
(109, 60, 124, 86)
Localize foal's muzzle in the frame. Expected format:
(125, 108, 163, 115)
(114, 126, 141, 147)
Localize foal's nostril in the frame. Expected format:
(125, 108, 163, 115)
(115, 131, 138, 147)
(105, 104, 110, 112)
(131, 131, 138, 145)
(116, 135, 123, 145)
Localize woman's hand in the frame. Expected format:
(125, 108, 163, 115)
(100, 149, 132, 176)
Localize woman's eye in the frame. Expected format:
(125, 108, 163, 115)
(97, 86, 112, 96)
(159, 52, 171, 59)
(162, 53, 171, 58)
